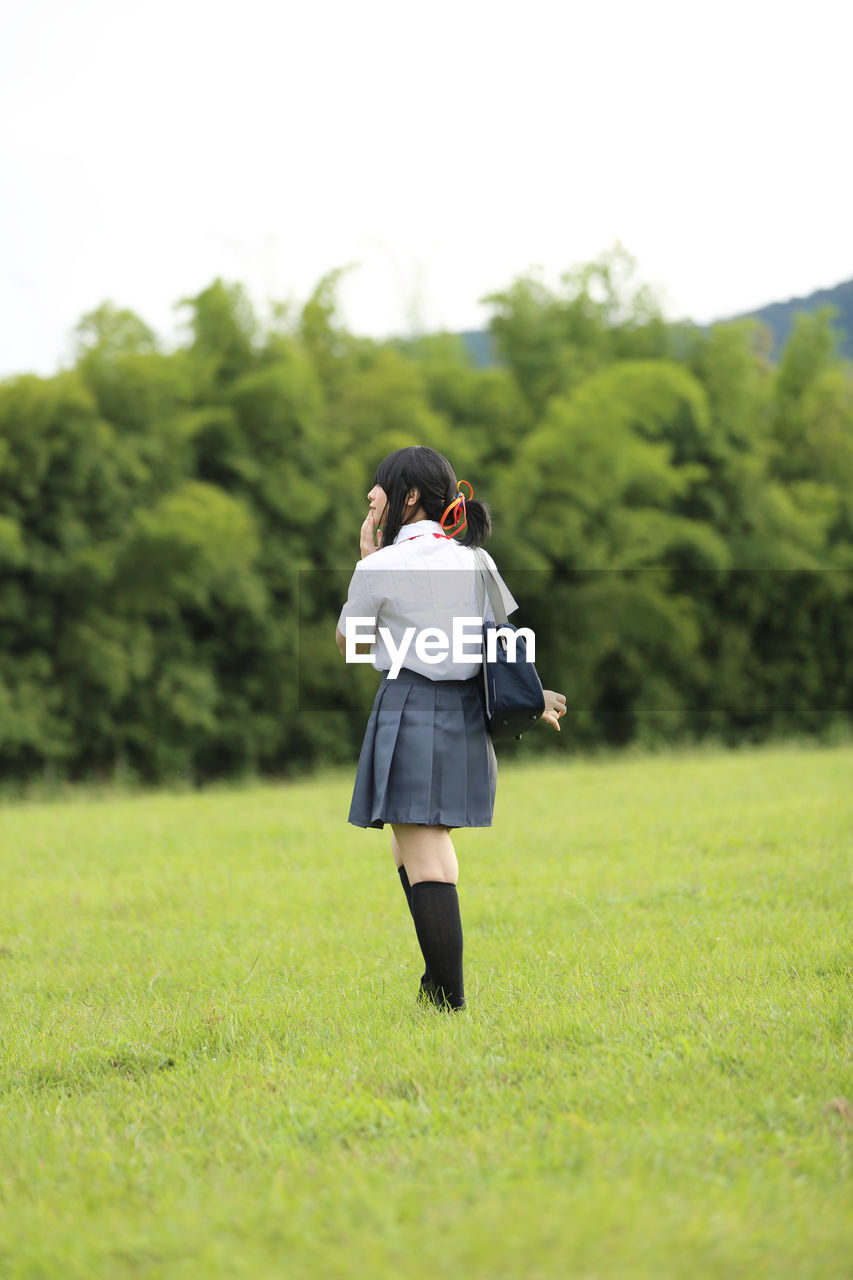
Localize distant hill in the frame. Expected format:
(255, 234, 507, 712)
(724, 278, 853, 361)
(458, 277, 853, 366)
(457, 329, 496, 368)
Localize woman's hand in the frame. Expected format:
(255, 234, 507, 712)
(360, 511, 384, 559)
(541, 689, 567, 731)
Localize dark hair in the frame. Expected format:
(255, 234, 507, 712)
(373, 446, 491, 549)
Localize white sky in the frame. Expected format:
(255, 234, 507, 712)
(1, 0, 851, 378)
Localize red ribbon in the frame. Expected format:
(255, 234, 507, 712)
(440, 480, 473, 537)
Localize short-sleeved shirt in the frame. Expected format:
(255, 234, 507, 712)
(337, 518, 518, 680)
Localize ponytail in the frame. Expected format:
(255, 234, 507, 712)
(458, 498, 491, 547)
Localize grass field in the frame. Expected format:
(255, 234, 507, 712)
(1, 742, 851, 1278)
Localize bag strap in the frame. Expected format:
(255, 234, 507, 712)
(473, 548, 510, 625)
(473, 549, 514, 715)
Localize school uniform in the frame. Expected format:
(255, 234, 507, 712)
(337, 519, 518, 830)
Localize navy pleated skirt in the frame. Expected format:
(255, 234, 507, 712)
(349, 667, 498, 829)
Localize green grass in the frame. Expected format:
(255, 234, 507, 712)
(1, 742, 851, 1278)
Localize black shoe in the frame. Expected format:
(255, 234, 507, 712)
(417, 975, 465, 1011)
(418, 975, 436, 1004)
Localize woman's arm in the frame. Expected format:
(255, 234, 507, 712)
(336, 511, 384, 658)
(336, 626, 372, 657)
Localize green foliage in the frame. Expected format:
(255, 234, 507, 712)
(484, 246, 672, 415)
(73, 300, 158, 361)
(119, 481, 262, 611)
(180, 278, 259, 388)
(1, 257, 851, 785)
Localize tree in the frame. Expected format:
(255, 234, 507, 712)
(484, 245, 671, 415)
(179, 279, 259, 389)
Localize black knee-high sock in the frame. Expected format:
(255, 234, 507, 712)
(397, 866, 431, 985)
(410, 881, 465, 1010)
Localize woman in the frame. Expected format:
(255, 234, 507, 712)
(335, 446, 566, 1010)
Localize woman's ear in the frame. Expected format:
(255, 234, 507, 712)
(406, 487, 420, 511)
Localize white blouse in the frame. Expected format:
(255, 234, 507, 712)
(337, 519, 518, 680)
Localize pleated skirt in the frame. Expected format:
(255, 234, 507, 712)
(349, 667, 498, 829)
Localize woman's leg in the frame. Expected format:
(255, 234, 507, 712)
(391, 824, 458, 885)
(390, 831, 404, 868)
(392, 824, 464, 1009)
(392, 832, 431, 989)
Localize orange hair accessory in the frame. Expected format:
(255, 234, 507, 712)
(440, 480, 474, 537)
